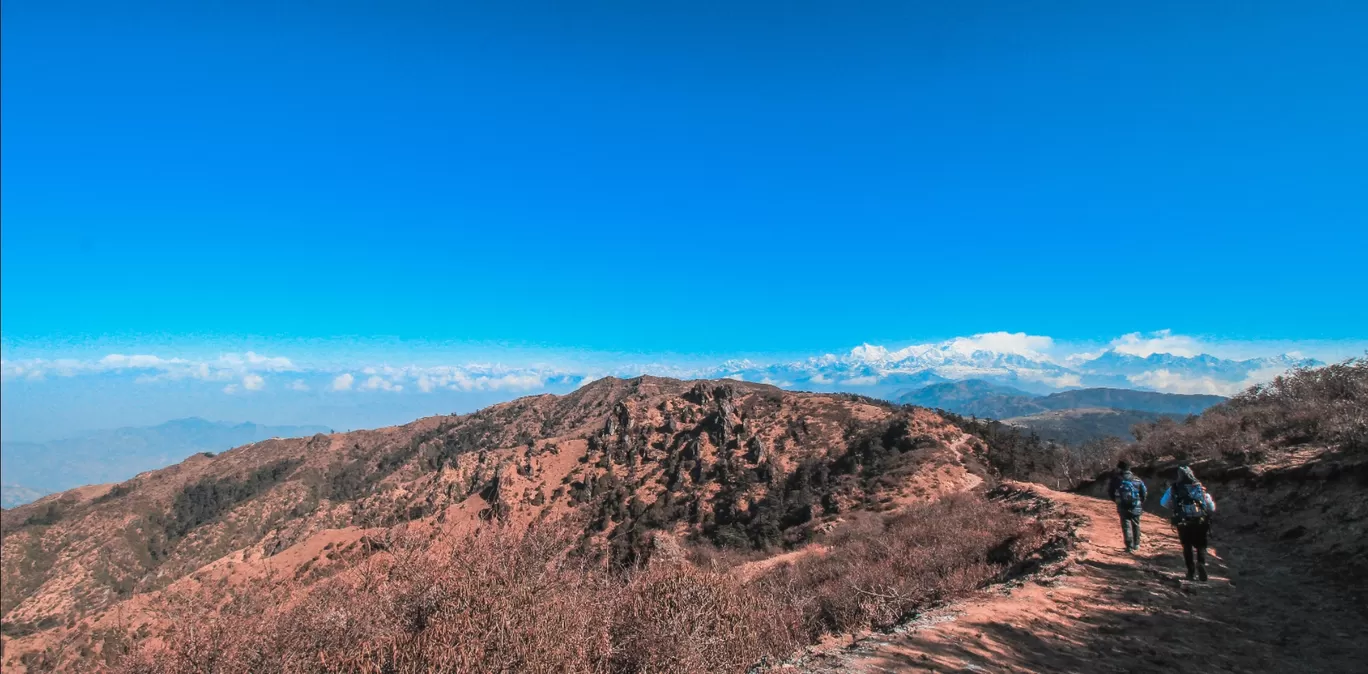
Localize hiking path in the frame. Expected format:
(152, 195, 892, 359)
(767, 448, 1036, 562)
(793, 485, 1368, 674)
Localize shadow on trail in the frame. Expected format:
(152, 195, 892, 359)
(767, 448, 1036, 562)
(858, 491, 1368, 674)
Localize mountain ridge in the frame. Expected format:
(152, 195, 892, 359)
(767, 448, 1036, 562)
(0, 418, 331, 507)
(1, 375, 1003, 670)
(895, 380, 1225, 419)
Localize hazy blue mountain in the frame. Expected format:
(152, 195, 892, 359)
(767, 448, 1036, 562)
(0, 418, 329, 506)
(1001, 407, 1184, 444)
(0, 483, 51, 509)
(1037, 388, 1224, 416)
(1076, 352, 1320, 381)
(894, 381, 1045, 417)
(896, 380, 1225, 420)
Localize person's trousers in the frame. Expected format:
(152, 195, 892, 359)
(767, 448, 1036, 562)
(1176, 520, 1210, 577)
(1119, 511, 1142, 550)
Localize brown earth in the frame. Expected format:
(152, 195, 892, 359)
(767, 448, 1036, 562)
(0, 376, 993, 671)
(790, 474, 1368, 674)
(4, 371, 1362, 673)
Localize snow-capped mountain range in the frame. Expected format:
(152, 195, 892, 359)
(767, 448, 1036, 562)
(700, 336, 1321, 397)
(2, 332, 1337, 399)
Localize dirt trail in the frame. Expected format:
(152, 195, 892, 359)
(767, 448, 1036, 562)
(794, 486, 1368, 674)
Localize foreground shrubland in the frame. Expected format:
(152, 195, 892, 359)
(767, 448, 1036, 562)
(88, 492, 1046, 674)
(1130, 357, 1367, 464)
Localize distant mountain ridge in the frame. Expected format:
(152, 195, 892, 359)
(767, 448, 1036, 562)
(0, 418, 329, 507)
(893, 380, 1226, 444)
(1000, 408, 1181, 445)
(0, 484, 50, 509)
(895, 380, 1225, 419)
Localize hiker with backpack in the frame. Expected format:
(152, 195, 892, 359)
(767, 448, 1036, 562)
(1160, 465, 1218, 581)
(1108, 461, 1148, 552)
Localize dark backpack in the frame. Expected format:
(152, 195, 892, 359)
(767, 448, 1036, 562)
(1115, 477, 1142, 508)
(1170, 483, 1209, 525)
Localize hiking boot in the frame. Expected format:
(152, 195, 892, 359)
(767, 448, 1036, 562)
(1185, 570, 1196, 581)
(1198, 568, 1209, 582)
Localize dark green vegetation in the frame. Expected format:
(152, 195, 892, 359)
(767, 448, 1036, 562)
(895, 380, 1043, 417)
(1004, 408, 1180, 445)
(145, 458, 301, 561)
(898, 380, 1224, 422)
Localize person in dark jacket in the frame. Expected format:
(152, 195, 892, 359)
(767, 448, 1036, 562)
(1161, 465, 1217, 581)
(1108, 460, 1148, 552)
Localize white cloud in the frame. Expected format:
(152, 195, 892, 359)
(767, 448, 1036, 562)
(401, 365, 551, 393)
(1110, 330, 1203, 358)
(220, 351, 296, 372)
(1030, 372, 1083, 389)
(3, 333, 1353, 402)
(100, 354, 185, 369)
(947, 332, 1054, 359)
(1126, 369, 1236, 395)
(0, 351, 302, 384)
(362, 376, 403, 392)
(840, 375, 880, 386)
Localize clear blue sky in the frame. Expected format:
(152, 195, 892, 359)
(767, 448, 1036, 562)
(3, 0, 1366, 356)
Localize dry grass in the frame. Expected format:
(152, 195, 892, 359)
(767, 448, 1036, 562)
(771, 493, 1041, 637)
(1130, 357, 1368, 464)
(91, 492, 1042, 674)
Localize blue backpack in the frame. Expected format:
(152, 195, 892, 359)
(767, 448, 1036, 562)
(1115, 477, 1142, 508)
(1170, 483, 1209, 525)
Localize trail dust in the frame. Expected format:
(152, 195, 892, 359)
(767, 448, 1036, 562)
(789, 485, 1368, 674)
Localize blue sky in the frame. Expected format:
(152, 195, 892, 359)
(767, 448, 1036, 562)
(3, 1, 1366, 439)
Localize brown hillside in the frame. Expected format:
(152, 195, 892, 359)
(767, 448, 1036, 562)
(1, 376, 1015, 671)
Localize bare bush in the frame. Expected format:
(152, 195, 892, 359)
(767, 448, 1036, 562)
(1130, 357, 1368, 464)
(108, 489, 1043, 674)
(768, 493, 1039, 637)
(611, 565, 803, 673)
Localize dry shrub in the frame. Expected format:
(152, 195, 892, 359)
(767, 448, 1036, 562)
(115, 523, 614, 674)
(112, 521, 804, 674)
(611, 564, 802, 673)
(106, 489, 1050, 674)
(1131, 357, 1368, 464)
(769, 493, 1037, 636)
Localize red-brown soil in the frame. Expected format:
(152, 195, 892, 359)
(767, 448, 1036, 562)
(791, 479, 1368, 674)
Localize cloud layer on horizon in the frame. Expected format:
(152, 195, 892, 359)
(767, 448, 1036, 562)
(2, 331, 1362, 398)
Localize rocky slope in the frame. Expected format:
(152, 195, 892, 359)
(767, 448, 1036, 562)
(1, 376, 1000, 670)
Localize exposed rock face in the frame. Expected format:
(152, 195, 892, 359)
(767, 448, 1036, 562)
(747, 436, 767, 463)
